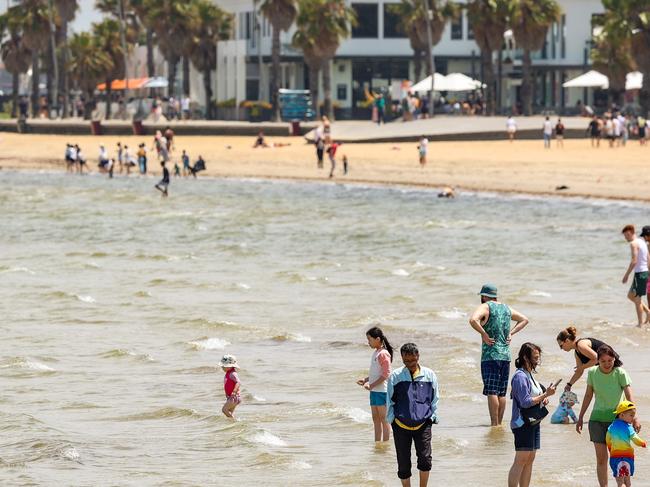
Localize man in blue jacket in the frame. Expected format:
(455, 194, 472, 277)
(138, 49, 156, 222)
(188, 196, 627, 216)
(386, 343, 439, 487)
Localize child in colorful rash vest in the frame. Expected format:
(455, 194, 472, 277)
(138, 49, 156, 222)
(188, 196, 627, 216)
(357, 326, 393, 442)
(220, 354, 241, 419)
(607, 401, 646, 486)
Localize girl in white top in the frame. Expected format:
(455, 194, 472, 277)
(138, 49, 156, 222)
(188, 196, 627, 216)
(357, 326, 393, 442)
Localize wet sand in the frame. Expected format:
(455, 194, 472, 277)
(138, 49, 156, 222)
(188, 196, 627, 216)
(2, 133, 649, 201)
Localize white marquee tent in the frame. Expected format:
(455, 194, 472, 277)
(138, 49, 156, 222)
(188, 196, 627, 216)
(562, 70, 644, 91)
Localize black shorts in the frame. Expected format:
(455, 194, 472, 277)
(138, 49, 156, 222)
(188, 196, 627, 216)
(513, 423, 540, 451)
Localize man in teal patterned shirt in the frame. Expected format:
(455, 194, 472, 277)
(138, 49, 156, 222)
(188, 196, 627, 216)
(469, 284, 530, 426)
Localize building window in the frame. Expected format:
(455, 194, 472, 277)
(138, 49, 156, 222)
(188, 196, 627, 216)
(451, 12, 463, 40)
(551, 22, 556, 59)
(467, 20, 475, 40)
(337, 84, 347, 101)
(352, 3, 378, 38)
(383, 3, 406, 38)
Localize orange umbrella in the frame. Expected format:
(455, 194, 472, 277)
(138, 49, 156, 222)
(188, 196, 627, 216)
(97, 77, 150, 91)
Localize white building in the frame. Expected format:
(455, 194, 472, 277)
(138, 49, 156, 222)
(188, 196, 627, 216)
(215, 0, 607, 116)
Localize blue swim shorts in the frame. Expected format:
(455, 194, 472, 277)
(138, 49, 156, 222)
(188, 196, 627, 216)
(481, 360, 510, 397)
(610, 457, 635, 478)
(369, 391, 387, 407)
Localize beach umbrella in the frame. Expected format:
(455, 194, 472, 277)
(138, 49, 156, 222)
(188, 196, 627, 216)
(411, 73, 448, 93)
(562, 70, 609, 88)
(625, 71, 643, 91)
(443, 73, 484, 91)
(96, 77, 150, 91)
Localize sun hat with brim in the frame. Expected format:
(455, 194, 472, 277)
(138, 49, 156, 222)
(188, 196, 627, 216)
(219, 354, 240, 369)
(479, 283, 498, 299)
(613, 400, 636, 416)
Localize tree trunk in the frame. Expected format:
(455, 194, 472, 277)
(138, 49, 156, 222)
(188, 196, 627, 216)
(146, 29, 155, 76)
(413, 49, 423, 84)
(167, 58, 177, 98)
(497, 47, 503, 115)
(521, 49, 532, 116)
(481, 49, 495, 116)
(146, 28, 155, 98)
(638, 69, 650, 117)
(11, 72, 19, 118)
(46, 45, 53, 117)
(84, 90, 94, 120)
(270, 24, 281, 121)
(308, 62, 320, 120)
(59, 20, 69, 118)
(182, 56, 190, 96)
(105, 78, 112, 119)
(204, 68, 213, 120)
(31, 53, 40, 118)
(322, 58, 332, 120)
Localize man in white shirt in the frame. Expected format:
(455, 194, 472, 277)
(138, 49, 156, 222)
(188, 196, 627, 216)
(622, 224, 650, 327)
(506, 116, 517, 142)
(543, 116, 553, 149)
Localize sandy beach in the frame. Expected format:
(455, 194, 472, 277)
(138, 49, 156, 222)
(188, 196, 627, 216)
(1, 132, 649, 201)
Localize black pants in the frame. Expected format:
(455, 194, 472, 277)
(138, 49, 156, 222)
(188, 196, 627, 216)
(392, 421, 432, 480)
(316, 148, 324, 168)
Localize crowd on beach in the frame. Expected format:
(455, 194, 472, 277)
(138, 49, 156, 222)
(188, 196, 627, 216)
(62, 126, 207, 197)
(219, 223, 650, 487)
(504, 111, 650, 148)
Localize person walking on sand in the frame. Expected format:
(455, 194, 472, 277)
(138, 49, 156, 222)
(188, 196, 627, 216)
(326, 139, 339, 179)
(219, 354, 241, 419)
(543, 116, 552, 148)
(386, 342, 439, 487)
(555, 118, 565, 148)
(469, 284, 530, 426)
(418, 136, 428, 167)
(621, 224, 650, 327)
(508, 343, 557, 487)
(588, 116, 602, 148)
(576, 345, 640, 487)
(357, 326, 393, 443)
(557, 326, 609, 391)
(506, 116, 517, 142)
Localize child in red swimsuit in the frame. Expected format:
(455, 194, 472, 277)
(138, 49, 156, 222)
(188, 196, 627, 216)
(220, 354, 241, 418)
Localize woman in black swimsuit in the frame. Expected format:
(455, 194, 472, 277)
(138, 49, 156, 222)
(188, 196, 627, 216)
(557, 326, 608, 392)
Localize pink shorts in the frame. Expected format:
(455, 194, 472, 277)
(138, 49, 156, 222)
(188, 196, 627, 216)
(226, 394, 241, 405)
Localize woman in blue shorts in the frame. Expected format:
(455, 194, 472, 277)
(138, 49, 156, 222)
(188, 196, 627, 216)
(509, 343, 557, 487)
(357, 326, 393, 442)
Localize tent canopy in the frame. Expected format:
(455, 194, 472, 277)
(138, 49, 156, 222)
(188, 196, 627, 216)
(444, 72, 484, 91)
(412, 72, 483, 92)
(562, 70, 643, 90)
(411, 73, 448, 92)
(96, 77, 169, 91)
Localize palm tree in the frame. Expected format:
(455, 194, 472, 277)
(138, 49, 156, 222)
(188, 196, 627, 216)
(21, 0, 51, 117)
(510, 0, 561, 115)
(467, 0, 509, 115)
(627, 0, 650, 115)
(143, 0, 197, 98)
(93, 18, 128, 119)
(0, 7, 32, 117)
(68, 31, 113, 118)
(54, 0, 78, 117)
(129, 0, 156, 81)
(389, 0, 455, 103)
(387, 1, 427, 83)
(260, 0, 297, 121)
(592, 1, 635, 108)
(293, 0, 355, 120)
(188, 0, 231, 119)
(292, 27, 321, 118)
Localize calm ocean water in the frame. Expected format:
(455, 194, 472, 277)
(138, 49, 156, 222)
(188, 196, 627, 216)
(2, 171, 650, 486)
